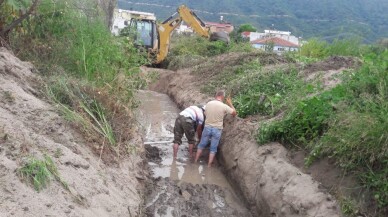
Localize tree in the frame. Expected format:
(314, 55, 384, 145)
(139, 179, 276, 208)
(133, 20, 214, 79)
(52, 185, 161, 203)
(97, 0, 116, 29)
(264, 41, 274, 52)
(237, 24, 257, 33)
(0, 0, 41, 44)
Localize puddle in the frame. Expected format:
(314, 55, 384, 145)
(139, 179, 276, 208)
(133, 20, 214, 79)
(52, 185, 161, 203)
(136, 90, 252, 217)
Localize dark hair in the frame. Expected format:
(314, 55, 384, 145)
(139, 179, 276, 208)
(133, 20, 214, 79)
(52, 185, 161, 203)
(197, 105, 205, 110)
(215, 90, 225, 98)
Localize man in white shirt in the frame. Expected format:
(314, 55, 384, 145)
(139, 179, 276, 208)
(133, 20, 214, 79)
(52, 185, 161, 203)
(195, 91, 237, 167)
(173, 105, 205, 159)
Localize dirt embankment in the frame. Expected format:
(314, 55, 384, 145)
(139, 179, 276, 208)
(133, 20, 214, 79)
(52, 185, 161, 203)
(0, 48, 145, 216)
(148, 53, 352, 217)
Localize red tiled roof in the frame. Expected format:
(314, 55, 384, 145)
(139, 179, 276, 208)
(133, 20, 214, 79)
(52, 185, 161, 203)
(251, 37, 299, 47)
(241, 31, 251, 37)
(205, 22, 233, 28)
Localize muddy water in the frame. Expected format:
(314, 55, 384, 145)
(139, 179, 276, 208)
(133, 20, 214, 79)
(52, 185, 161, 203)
(135, 90, 252, 217)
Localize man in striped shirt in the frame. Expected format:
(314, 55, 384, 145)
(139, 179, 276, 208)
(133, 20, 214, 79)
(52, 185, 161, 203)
(173, 105, 206, 159)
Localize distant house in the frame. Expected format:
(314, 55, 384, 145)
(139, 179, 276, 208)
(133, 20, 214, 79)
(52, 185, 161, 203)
(175, 22, 194, 34)
(251, 37, 299, 53)
(243, 29, 301, 53)
(111, 9, 156, 36)
(205, 22, 234, 33)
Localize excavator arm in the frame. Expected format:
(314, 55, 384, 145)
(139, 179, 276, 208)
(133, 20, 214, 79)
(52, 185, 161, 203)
(156, 5, 213, 63)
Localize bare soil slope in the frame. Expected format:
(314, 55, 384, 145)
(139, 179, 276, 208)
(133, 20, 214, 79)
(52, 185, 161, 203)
(148, 53, 359, 217)
(0, 48, 144, 217)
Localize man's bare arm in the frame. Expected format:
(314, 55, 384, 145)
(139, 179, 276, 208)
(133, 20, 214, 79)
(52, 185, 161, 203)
(225, 97, 237, 117)
(196, 124, 203, 140)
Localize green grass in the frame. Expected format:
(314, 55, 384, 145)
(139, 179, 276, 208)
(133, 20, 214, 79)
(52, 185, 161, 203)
(198, 58, 307, 118)
(297, 38, 365, 61)
(339, 197, 359, 217)
(166, 35, 254, 69)
(258, 48, 388, 210)
(11, 0, 147, 83)
(18, 155, 68, 191)
(232, 67, 305, 117)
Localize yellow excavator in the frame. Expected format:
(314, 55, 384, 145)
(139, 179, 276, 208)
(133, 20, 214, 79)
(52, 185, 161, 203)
(128, 5, 229, 64)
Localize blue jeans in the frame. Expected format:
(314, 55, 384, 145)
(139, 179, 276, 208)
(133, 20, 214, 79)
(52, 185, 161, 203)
(197, 126, 222, 154)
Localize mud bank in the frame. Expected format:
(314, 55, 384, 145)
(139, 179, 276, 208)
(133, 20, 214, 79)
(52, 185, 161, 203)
(0, 48, 144, 216)
(149, 66, 342, 217)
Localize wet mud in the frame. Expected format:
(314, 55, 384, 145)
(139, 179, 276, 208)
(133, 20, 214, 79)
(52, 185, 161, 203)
(136, 90, 252, 217)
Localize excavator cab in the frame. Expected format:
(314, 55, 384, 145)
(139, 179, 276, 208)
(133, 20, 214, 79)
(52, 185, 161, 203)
(128, 19, 158, 50)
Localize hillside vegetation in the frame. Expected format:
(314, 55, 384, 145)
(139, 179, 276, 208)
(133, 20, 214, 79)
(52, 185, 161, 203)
(1, 0, 148, 186)
(167, 36, 388, 216)
(118, 0, 388, 42)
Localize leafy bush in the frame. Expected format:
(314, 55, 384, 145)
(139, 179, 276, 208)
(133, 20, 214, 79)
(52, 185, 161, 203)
(237, 24, 257, 33)
(326, 38, 362, 57)
(299, 38, 328, 58)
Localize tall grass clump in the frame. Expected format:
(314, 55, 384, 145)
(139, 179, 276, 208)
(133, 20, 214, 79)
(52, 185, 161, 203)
(18, 154, 68, 191)
(47, 78, 116, 147)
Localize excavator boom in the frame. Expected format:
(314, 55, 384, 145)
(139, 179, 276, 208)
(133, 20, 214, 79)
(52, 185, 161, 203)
(156, 5, 213, 63)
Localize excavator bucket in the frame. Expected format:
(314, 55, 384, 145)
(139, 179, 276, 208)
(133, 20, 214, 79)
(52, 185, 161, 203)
(210, 31, 230, 44)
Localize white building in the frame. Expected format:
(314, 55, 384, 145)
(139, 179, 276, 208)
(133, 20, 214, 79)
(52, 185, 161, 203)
(242, 29, 300, 46)
(250, 37, 299, 53)
(175, 22, 194, 34)
(111, 9, 156, 36)
(242, 29, 301, 53)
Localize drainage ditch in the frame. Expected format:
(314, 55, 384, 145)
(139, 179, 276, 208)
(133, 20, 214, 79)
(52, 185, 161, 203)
(135, 90, 253, 217)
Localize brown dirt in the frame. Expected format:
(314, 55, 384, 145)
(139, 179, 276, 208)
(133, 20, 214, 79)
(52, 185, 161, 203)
(167, 51, 289, 71)
(145, 52, 363, 216)
(0, 48, 145, 216)
(288, 150, 376, 216)
(302, 56, 360, 74)
(302, 56, 361, 90)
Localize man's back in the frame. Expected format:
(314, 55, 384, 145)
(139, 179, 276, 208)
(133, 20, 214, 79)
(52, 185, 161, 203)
(205, 100, 233, 129)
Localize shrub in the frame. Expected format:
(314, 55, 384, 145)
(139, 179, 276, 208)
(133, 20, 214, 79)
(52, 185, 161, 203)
(300, 38, 328, 58)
